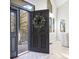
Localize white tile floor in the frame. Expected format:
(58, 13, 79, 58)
(18, 41, 28, 54)
(14, 40, 69, 59)
(47, 40, 69, 59)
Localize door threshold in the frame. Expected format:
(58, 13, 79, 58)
(18, 51, 29, 56)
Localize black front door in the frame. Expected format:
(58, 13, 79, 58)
(29, 10, 49, 53)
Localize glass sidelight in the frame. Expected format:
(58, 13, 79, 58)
(10, 9, 18, 58)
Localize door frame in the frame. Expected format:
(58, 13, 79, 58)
(10, 6, 19, 58)
(10, 1, 35, 58)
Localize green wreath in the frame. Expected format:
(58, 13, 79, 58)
(33, 15, 46, 29)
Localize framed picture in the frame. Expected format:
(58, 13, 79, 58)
(49, 17, 55, 32)
(53, 18, 55, 32)
(60, 20, 65, 32)
(49, 17, 52, 32)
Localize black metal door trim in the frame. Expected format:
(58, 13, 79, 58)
(10, 6, 20, 58)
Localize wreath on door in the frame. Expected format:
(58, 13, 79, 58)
(33, 15, 46, 29)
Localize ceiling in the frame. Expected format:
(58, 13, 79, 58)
(53, 0, 68, 7)
(25, 0, 68, 8)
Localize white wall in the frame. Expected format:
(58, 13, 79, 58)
(49, 0, 57, 43)
(57, 1, 69, 33)
(57, 1, 69, 42)
(25, 0, 47, 10)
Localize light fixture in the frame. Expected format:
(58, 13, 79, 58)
(23, 5, 33, 10)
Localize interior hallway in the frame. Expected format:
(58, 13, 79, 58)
(14, 40, 69, 59)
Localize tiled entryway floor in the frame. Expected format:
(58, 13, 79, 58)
(14, 40, 69, 59)
(18, 41, 28, 54)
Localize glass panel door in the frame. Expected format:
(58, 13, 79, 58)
(10, 9, 17, 58)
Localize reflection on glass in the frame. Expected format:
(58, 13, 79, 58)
(10, 11, 17, 56)
(18, 9, 29, 54)
(11, 12, 16, 32)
